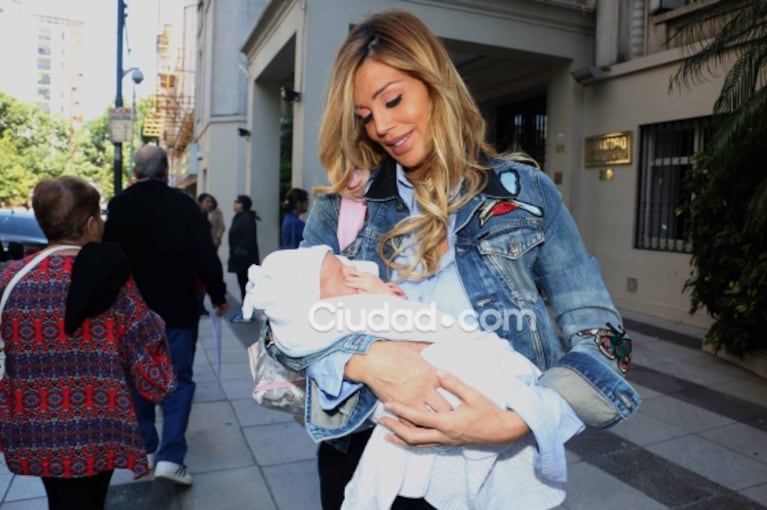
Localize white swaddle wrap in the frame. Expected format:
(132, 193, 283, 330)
(242, 246, 583, 510)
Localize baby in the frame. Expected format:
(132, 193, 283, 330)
(243, 245, 583, 510)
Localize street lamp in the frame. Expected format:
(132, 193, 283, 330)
(114, 0, 127, 195)
(124, 67, 143, 168)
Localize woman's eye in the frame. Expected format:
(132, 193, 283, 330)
(385, 95, 402, 108)
(357, 113, 373, 124)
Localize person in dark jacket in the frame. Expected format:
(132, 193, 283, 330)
(228, 194, 260, 304)
(103, 144, 229, 486)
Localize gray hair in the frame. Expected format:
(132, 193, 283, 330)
(133, 144, 169, 180)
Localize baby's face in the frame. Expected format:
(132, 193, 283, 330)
(319, 254, 358, 299)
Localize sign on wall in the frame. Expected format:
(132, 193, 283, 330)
(584, 131, 632, 167)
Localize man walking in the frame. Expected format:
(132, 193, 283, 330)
(104, 144, 229, 485)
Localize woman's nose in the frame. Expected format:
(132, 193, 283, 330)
(372, 111, 394, 138)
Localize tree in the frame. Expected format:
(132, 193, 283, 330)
(670, 0, 767, 356)
(0, 91, 108, 205)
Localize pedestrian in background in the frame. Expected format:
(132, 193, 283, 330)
(104, 144, 229, 486)
(228, 194, 260, 322)
(0, 176, 176, 510)
(281, 187, 309, 249)
(198, 192, 226, 250)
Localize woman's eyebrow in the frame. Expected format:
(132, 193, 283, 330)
(355, 80, 401, 108)
(372, 80, 400, 100)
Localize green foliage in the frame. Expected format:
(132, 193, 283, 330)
(672, 0, 767, 356)
(0, 91, 110, 204)
(0, 92, 155, 205)
(682, 142, 767, 357)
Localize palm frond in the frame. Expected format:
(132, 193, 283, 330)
(670, 0, 767, 90)
(709, 85, 767, 153)
(713, 38, 767, 113)
(746, 178, 767, 236)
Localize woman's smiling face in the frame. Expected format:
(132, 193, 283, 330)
(353, 59, 431, 171)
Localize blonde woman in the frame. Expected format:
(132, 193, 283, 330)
(274, 10, 639, 509)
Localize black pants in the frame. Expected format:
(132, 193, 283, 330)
(318, 428, 436, 510)
(236, 269, 248, 301)
(41, 470, 114, 510)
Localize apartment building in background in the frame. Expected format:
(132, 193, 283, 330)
(0, 0, 85, 126)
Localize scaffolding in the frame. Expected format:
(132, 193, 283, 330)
(144, 22, 194, 173)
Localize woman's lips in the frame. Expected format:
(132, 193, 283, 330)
(387, 131, 412, 156)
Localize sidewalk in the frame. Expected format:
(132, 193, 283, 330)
(1, 279, 766, 508)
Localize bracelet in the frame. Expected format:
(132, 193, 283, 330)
(576, 322, 632, 373)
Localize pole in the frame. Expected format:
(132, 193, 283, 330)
(129, 82, 136, 168)
(113, 0, 126, 195)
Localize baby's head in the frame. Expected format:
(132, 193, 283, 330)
(320, 251, 380, 299)
(243, 245, 379, 320)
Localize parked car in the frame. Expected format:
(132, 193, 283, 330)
(0, 208, 48, 263)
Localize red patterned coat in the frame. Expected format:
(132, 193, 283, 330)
(0, 254, 176, 479)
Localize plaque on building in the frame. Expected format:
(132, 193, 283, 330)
(584, 131, 632, 167)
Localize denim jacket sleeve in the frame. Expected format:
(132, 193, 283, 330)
(277, 194, 382, 440)
(532, 172, 640, 428)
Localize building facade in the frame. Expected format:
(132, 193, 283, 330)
(190, 0, 267, 263)
(0, 0, 86, 126)
(205, 0, 725, 328)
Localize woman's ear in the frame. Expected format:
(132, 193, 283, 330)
(85, 215, 104, 242)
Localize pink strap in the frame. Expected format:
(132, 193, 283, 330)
(254, 379, 306, 392)
(338, 197, 367, 251)
(337, 170, 368, 251)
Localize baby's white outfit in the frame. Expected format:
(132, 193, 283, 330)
(243, 246, 583, 510)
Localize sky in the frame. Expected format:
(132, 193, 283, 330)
(34, 0, 184, 120)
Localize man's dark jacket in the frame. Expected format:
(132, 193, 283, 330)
(103, 179, 227, 329)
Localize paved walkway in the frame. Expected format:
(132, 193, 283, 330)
(1, 276, 766, 509)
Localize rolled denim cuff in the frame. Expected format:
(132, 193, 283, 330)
(539, 351, 640, 428)
(304, 378, 378, 443)
(306, 352, 365, 410)
(269, 326, 382, 372)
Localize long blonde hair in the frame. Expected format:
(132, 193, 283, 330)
(316, 10, 495, 279)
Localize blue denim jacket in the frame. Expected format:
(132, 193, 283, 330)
(274, 157, 640, 443)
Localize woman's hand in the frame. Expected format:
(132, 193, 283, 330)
(345, 341, 453, 413)
(380, 370, 530, 447)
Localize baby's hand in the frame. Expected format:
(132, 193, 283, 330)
(344, 266, 400, 296)
(386, 281, 406, 297)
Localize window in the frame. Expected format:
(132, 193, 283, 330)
(634, 117, 712, 252)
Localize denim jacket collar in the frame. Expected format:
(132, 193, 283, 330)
(365, 155, 517, 202)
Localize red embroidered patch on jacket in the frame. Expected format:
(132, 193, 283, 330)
(477, 199, 543, 227)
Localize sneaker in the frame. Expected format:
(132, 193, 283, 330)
(154, 460, 192, 486)
(147, 452, 157, 470)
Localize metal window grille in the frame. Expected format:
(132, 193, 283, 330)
(634, 116, 711, 252)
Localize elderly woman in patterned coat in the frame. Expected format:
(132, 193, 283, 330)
(0, 176, 176, 510)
